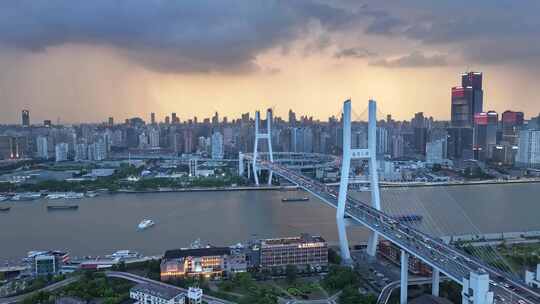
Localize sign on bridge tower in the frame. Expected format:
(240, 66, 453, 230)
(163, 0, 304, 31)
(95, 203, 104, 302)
(338, 99, 382, 263)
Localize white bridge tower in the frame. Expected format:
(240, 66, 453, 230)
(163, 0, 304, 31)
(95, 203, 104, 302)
(252, 109, 274, 185)
(337, 99, 382, 263)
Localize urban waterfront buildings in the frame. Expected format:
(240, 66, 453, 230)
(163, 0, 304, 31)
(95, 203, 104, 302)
(55, 143, 69, 162)
(517, 130, 540, 168)
(36, 136, 49, 159)
(0, 72, 538, 178)
(211, 131, 224, 159)
(160, 247, 234, 280)
(260, 234, 328, 271)
(451, 72, 484, 128)
(21, 110, 30, 127)
(130, 283, 186, 304)
(160, 234, 328, 281)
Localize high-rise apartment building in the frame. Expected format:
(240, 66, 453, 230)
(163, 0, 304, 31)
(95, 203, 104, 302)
(211, 132, 224, 159)
(426, 138, 447, 165)
(517, 130, 540, 168)
(149, 128, 160, 148)
(171, 113, 179, 124)
(473, 111, 498, 160)
(501, 111, 524, 145)
(36, 136, 49, 159)
(22, 110, 30, 127)
(74, 143, 88, 161)
(55, 143, 69, 162)
(451, 72, 483, 127)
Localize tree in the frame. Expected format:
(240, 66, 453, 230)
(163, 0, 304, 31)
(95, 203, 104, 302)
(285, 265, 298, 284)
(328, 248, 342, 265)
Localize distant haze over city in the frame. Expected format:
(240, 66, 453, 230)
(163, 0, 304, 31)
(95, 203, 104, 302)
(1, 1, 540, 123)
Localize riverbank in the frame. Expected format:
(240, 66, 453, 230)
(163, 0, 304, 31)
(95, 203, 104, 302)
(380, 178, 540, 188)
(115, 185, 298, 194)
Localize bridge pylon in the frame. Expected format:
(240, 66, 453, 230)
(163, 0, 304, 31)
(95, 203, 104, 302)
(338, 99, 382, 263)
(252, 109, 274, 185)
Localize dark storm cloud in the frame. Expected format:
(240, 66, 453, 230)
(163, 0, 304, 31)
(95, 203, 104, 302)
(1, 0, 539, 72)
(356, 0, 540, 65)
(334, 47, 377, 59)
(369, 51, 447, 68)
(0, 0, 357, 73)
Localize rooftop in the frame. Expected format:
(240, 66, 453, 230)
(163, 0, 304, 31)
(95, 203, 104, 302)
(163, 247, 231, 259)
(131, 283, 184, 300)
(261, 234, 326, 246)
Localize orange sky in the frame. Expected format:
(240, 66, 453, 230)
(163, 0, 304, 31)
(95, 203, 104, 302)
(1, 44, 537, 124)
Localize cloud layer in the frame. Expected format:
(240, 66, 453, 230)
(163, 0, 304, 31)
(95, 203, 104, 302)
(370, 51, 447, 68)
(1, 1, 539, 72)
(0, 1, 358, 73)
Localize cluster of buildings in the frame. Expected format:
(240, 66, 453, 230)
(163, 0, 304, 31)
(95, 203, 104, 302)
(160, 234, 328, 281)
(1, 71, 539, 170)
(130, 284, 203, 304)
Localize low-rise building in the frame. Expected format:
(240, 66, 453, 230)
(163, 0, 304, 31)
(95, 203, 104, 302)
(161, 247, 230, 280)
(525, 264, 540, 288)
(260, 234, 328, 272)
(378, 241, 431, 276)
(30, 250, 70, 276)
(130, 283, 185, 304)
(187, 287, 203, 304)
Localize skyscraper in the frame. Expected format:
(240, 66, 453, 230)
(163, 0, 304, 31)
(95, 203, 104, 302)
(22, 109, 30, 127)
(55, 143, 69, 162)
(516, 130, 540, 168)
(211, 131, 224, 159)
(150, 112, 156, 125)
(451, 72, 483, 127)
(108, 117, 114, 127)
(473, 111, 498, 160)
(412, 112, 427, 155)
(501, 110, 524, 145)
(36, 136, 49, 159)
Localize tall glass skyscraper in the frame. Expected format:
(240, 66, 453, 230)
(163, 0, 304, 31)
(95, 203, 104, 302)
(451, 72, 483, 127)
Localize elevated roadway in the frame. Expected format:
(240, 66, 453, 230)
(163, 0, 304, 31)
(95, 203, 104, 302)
(244, 153, 540, 304)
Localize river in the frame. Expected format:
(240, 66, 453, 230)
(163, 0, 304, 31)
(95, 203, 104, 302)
(1, 183, 540, 262)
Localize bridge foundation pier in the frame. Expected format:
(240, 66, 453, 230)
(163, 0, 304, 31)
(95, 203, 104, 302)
(366, 232, 379, 258)
(462, 271, 494, 304)
(238, 152, 244, 176)
(400, 250, 409, 304)
(432, 268, 440, 297)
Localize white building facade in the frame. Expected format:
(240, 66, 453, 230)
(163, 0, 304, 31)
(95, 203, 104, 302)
(36, 136, 49, 159)
(517, 130, 540, 168)
(55, 143, 69, 162)
(211, 132, 224, 159)
(130, 283, 185, 304)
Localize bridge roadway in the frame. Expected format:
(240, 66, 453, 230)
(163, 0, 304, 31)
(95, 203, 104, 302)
(246, 155, 540, 304)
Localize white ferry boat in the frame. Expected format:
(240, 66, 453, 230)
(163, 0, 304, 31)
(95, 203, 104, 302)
(0, 196, 8, 202)
(47, 193, 67, 200)
(107, 250, 140, 260)
(137, 219, 155, 230)
(47, 192, 84, 200)
(65, 192, 84, 199)
(11, 192, 41, 201)
(85, 191, 98, 198)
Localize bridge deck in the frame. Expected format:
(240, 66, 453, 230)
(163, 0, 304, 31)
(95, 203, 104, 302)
(245, 155, 540, 304)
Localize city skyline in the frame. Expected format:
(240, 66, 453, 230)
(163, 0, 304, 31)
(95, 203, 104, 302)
(1, 1, 540, 123)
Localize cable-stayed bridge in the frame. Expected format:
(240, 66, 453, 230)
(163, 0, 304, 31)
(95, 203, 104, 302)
(242, 100, 540, 304)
